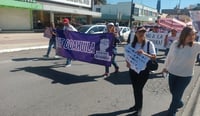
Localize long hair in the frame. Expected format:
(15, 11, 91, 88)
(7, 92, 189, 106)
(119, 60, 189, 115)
(131, 35, 146, 48)
(177, 26, 194, 48)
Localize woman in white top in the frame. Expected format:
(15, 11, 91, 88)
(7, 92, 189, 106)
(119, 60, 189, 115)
(126, 26, 156, 116)
(164, 28, 178, 56)
(163, 26, 200, 116)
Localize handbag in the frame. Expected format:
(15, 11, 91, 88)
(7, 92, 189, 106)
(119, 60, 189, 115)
(147, 41, 158, 71)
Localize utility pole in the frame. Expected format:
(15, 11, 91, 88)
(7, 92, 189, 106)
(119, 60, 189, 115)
(178, 0, 181, 9)
(130, 0, 134, 28)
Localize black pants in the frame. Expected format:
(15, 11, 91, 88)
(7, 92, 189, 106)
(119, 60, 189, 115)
(129, 68, 149, 110)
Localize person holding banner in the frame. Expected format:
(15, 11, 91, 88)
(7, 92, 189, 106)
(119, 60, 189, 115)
(162, 26, 200, 116)
(126, 26, 156, 116)
(62, 18, 78, 67)
(43, 22, 57, 58)
(103, 22, 120, 77)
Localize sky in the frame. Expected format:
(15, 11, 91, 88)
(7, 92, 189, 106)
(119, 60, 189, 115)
(107, 0, 200, 9)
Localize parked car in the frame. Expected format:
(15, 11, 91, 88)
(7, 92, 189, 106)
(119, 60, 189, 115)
(77, 24, 106, 34)
(119, 26, 131, 42)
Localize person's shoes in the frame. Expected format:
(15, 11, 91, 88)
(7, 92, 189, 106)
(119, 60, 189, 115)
(150, 71, 155, 74)
(65, 64, 71, 67)
(54, 55, 60, 58)
(43, 55, 49, 58)
(166, 112, 175, 116)
(103, 73, 109, 77)
(128, 106, 138, 112)
(126, 109, 141, 116)
(114, 67, 119, 73)
(177, 101, 184, 109)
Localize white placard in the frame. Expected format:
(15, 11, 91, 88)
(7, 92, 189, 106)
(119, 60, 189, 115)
(124, 45, 149, 74)
(146, 32, 167, 49)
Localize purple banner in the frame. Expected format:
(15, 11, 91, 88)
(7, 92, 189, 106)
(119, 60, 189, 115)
(56, 30, 114, 66)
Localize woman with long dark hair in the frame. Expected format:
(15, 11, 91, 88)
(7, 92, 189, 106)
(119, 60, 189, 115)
(126, 26, 156, 116)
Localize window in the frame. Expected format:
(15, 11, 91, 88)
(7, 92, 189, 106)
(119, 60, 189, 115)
(98, 26, 105, 31)
(134, 8, 139, 16)
(96, 8, 101, 12)
(90, 27, 98, 33)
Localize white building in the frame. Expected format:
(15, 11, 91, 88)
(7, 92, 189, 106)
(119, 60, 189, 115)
(93, 2, 158, 26)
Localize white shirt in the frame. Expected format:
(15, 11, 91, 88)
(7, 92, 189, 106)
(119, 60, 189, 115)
(164, 40, 200, 77)
(63, 24, 77, 32)
(166, 36, 178, 48)
(131, 40, 156, 55)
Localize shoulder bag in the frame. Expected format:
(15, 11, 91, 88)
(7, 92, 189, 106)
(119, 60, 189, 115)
(147, 41, 158, 71)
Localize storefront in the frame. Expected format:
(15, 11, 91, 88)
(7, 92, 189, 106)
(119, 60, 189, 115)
(0, 0, 101, 31)
(0, 0, 42, 31)
(37, 0, 101, 28)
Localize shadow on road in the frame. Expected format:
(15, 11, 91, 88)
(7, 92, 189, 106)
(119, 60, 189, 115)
(12, 57, 62, 61)
(104, 71, 131, 85)
(10, 65, 131, 85)
(89, 108, 132, 116)
(10, 57, 164, 85)
(10, 65, 102, 85)
(152, 110, 168, 116)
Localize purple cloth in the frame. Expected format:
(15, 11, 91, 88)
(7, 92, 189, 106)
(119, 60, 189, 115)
(56, 30, 114, 66)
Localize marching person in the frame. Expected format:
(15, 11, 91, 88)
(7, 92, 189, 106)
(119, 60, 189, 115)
(162, 26, 200, 116)
(126, 26, 156, 116)
(43, 22, 57, 58)
(62, 18, 77, 67)
(103, 22, 120, 77)
(164, 28, 178, 56)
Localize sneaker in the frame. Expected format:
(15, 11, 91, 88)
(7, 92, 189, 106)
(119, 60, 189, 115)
(177, 101, 184, 109)
(65, 64, 71, 67)
(103, 73, 109, 77)
(150, 71, 155, 74)
(54, 55, 60, 58)
(43, 55, 49, 58)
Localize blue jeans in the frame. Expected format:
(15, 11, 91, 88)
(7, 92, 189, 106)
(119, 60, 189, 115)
(66, 58, 71, 65)
(165, 48, 169, 56)
(46, 38, 56, 56)
(105, 48, 119, 73)
(168, 73, 192, 115)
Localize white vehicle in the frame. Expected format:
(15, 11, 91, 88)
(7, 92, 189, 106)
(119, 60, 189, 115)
(77, 24, 106, 34)
(119, 26, 131, 42)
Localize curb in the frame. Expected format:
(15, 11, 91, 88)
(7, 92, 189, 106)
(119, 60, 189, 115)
(181, 72, 200, 116)
(0, 46, 48, 53)
(193, 92, 200, 116)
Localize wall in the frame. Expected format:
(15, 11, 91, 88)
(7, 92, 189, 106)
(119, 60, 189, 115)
(0, 7, 31, 30)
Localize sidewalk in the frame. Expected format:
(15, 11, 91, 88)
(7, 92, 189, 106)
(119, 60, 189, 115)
(0, 32, 199, 116)
(0, 33, 48, 53)
(182, 71, 200, 116)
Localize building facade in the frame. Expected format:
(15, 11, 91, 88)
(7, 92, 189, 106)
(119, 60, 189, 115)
(0, 0, 101, 31)
(93, 2, 158, 26)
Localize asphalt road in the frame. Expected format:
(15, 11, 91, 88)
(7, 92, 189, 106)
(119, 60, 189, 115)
(0, 46, 199, 116)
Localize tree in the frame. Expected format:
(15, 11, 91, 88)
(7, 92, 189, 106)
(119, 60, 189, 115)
(94, 0, 107, 5)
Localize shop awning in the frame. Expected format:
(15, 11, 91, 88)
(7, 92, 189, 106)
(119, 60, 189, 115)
(42, 4, 101, 18)
(0, 0, 43, 10)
